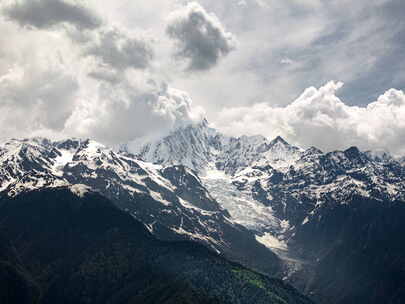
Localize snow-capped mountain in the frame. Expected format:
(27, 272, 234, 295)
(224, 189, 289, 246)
(127, 119, 215, 172)
(133, 120, 405, 304)
(131, 121, 310, 258)
(132, 119, 304, 175)
(0, 136, 281, 275)
(134, 120, 405, 237)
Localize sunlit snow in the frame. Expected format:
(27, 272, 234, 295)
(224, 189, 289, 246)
(201, 167, 281, 233)
(256, 232, 288, 251)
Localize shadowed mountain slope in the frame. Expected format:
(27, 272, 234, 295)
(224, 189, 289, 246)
(0, 188, 313, 304)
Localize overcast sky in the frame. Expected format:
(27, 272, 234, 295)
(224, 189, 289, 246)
(0, 0, 404, 154)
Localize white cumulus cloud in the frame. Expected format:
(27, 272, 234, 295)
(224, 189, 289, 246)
(216, 81, 405, 155)
(64, 74, 204, 144)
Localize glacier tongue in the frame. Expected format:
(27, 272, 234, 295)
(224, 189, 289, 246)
(201, 166, 289, 255)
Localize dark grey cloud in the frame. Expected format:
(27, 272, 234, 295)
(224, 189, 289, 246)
(166, 2, 236, 71)
(85, 26, 154, 73)
(2, 0, 155, 78)
(3, 0, 102, 30)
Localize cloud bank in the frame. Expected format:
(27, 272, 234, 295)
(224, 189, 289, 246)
(0, 1, 204, 144)
(0, 0, 404, 157)
(216, 81, 405, 155)
(166, 2, 237, 71)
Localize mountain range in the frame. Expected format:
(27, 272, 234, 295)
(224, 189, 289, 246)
(1, 119, 405, 303)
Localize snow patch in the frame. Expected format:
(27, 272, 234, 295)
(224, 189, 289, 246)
(70, 184, 92, 198)
(171, 225, 220, 253)
(256, 232, 288, 251)
(52, 149, 75, 176)
(149, 190, 172, 206)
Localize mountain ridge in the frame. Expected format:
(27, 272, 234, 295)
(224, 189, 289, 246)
(0, 135, 283, 276)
